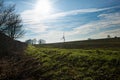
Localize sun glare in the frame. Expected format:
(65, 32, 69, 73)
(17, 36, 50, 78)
(34, 0, 53, 16)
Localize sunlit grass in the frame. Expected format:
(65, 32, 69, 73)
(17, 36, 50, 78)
(24, 45, 120, 80)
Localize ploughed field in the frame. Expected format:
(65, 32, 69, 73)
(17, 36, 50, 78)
(37, 38, 120, 50)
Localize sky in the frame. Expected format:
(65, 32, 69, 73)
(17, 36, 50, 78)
(5, 0, 120, 43)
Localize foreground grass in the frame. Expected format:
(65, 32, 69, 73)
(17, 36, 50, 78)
(24, 45, 120, 80)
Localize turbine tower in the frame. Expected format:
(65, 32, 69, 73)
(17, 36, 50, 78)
(62, 32, 65, 43)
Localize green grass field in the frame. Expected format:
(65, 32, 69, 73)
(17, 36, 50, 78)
(0, 45, 120, 80)
(23, 45, 120, 80)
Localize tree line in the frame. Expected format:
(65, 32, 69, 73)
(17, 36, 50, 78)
(25, 39, 46, 45)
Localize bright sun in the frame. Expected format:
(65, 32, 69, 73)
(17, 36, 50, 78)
(34, 0, 53, 16)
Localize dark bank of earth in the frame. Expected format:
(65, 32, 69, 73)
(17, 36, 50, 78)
(0, 33, 41, 80)
(0, 32, 27, 56)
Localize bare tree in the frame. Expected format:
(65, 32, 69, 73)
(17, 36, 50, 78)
(107, 35, 111, 38)
(114, 36, 117, 38)
(38, 39, 46, 44)
(5, 14, 24, 39)
(0, 0, 24, 39)
(0, 1, 15, 31)
(25, 39, 33, 44)
(33, 38, 37, 44)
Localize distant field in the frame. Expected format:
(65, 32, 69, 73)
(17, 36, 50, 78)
(36, 38, 120, 50)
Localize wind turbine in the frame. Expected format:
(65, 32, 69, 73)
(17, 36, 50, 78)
(62, 32, 65, 43)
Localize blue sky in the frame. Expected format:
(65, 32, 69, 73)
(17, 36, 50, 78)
(5, 0, 120, 43)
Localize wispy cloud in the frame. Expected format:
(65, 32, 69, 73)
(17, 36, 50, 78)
(21, 6, 115, 22)
(34, 12, 120, 43)
(21, 4, 116, 33)
(66, 12, 120, 36)
(21, 1, 34, 7)
(91, 29, 120, 39)
(48, 7, 113, 19)
(19, 0, 120, 43)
